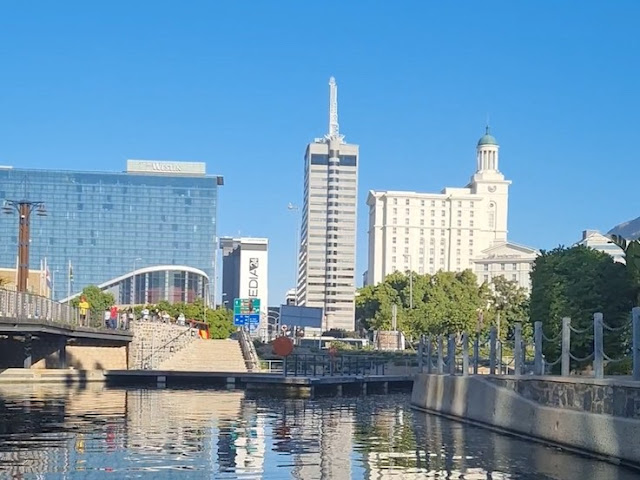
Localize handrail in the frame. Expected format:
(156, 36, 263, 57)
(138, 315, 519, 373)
(238, 329, 260, 372)
(139, 324, 198, 370)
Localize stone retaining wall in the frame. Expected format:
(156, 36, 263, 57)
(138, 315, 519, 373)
(411, 373, 640, 467)
(487, 376, 640, 419)
(128, 321, 197, 369)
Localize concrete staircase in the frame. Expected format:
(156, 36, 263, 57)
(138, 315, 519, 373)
(156, 339, 247, 372)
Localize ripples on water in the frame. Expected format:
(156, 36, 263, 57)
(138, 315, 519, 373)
(0, 384, 636, 479)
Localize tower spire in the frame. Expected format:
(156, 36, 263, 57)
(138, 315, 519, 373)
(326, 76, 345, 143)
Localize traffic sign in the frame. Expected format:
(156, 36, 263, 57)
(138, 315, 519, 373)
(233, 298, 261, 327)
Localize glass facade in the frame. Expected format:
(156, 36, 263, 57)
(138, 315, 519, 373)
(99, 267, 208, 306)
(0, 166, 220, 300)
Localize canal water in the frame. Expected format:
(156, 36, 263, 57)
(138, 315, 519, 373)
(0, 384, 636, 479)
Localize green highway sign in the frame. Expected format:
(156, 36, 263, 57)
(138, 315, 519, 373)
(233, 298, 261, 326)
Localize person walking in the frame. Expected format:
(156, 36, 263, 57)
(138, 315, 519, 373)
(78, 296, 90, 326)
(109, 305, 118, 329)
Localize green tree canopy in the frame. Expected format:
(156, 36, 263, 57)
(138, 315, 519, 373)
(529, 245, 634, 371)
(487, 275, 530, 341)
(71, 285, 115, 316)
(610, 234, 640, 306)
(356, 269, 491, 338)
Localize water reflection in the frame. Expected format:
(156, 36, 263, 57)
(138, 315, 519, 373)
(0, 384, 635, 479)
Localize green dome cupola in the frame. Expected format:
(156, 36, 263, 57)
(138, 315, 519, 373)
(477, 125, 498, 146)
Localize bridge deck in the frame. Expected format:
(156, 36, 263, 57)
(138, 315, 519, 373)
(0, 317, 133, 342)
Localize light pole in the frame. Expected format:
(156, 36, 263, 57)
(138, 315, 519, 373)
(131, 258, 142, 306)
(2, 197, 47, 293)
(404, 254, 413, 309)
(287, 203, 300, 304)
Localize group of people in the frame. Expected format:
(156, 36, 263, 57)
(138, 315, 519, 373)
(102, 305, 132, 329)
(139, 307, 187, 325)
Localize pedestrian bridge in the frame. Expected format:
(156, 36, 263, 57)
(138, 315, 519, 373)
(0, 288, 132, 369)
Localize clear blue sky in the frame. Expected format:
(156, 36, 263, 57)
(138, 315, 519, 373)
(1, 1, 639, 305)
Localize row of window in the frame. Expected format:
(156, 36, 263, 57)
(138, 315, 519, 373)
(391, 198, 475, 208)
(392, 208, 475, 218)
(391, 218, 475, 227)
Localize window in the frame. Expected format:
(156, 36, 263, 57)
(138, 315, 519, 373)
(431, 201, 435, 207)
(440, 249, 445, 256)
(470, 220, 474, 227)
(431, 230, 435, 236)
(393, 198, 398, 205)
(469, 239, 474, 246)
(484, 275, 489, 282)
(430, 220, 435, 226)
(512, 274, 517, 281)
(392, 237, 397, 244)
(469, 249, 473, 256)
(404, 247, 409, 254)
(405, 228, 409, 234)
(470, 230, 474, 237)
(442, 201, 446, 207)
(392, 256, 397, 263)
(513, 263, 518, 270)
(457, 220, 462, 227)
(420, 229, 424, 235)
(393, 228, 397, 234)
(456, 249, 461, 255)
(393, 217, 397, 224)
(393, 208, 397, 214)
(392, 247, 396, 253)
(431, 210, 435, 216)
(419, 248, 424, 254)
(458, 201, 462, 207)
(457, 258, 461, 265)
(421, 209, 425, 216)
(405, 218, 409, 225)
(470, 211, 474, 217)
(441, 230, 445, 236)
(420, 238, 425, 245)
(430, 238, 435, 245)
(457, 210, 462, 217)
(421, 200, 425, 206)
(340, 155, 357, 166)
(430, 248, 435, 255)
(405, 199, 410, 205)
(457, 229, 461, 236)
(441, 220, 445, 227)
(405, 208, 410, 215)
(484, 264, 489, 271)
(405, 238, 409, 244)
(310, 154, 329, 165)
(441, 210, 445, 216)
(429, 258, 434, 264)
(420, 219, 424, 226)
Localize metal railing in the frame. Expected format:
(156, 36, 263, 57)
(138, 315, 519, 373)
(417, 307, 640, 380)
(0, 288, 128, 331)
(138, 325, 199, 370)
(238, 328, 260, 372)
(282, 354, 389, 377)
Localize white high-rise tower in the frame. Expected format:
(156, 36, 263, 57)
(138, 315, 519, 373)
(296, 77, 359, 331)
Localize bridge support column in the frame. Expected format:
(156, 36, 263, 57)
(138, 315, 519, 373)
(58, 337, 67, 368)
(23, 333, 32, 369)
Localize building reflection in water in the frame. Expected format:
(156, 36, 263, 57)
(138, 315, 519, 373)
(0, 386, 636, 479)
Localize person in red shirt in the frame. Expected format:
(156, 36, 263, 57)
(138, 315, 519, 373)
(109, 305, 118, 329)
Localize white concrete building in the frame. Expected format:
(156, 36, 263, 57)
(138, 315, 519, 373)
(296, 77, 358, 331)
(367, 127, 511, 284)
(575, 229, 625, 264)
(473, 241, 540, 293)
(220, 237, 268, 331)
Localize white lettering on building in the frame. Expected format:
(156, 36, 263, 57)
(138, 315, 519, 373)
(248, 257, 259, 298)
(152, 162, 182, 172)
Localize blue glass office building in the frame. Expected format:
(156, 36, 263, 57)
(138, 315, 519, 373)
(0, 160, 222, 301)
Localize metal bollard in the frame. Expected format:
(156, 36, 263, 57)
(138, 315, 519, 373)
(534, 321, 543, 375)
(561, 317, 571, 377)
(593, 313, 604, 379)
(462, 332, 469, 376)
(633, 307, 640, 381)
(514, 323, 522, 376)
(489, 327, 497, 375)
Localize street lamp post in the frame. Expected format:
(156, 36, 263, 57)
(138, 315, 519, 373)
(404, 254, 413, 309)
(287, 203, 300, 304)
(2, 198, 47, 293)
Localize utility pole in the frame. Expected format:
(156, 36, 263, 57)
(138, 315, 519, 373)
(3, 192, 47, 292)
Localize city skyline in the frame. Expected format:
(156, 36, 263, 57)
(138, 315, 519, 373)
(1, 2, 639, 304)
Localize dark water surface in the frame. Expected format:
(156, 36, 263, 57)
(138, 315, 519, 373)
(0, 384, 636, 479)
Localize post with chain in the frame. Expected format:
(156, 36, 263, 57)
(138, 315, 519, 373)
(448, 334, 456, 375)
(437, 335, 444, 374)
(593, 312, 604, 379)
(514, 323, 523, 375)
(534, 321, 543, 375)
(632, 307, 640, 381)
(462, 332, 469, 376)
(561, 317, 571, 377)
(489, 326, 497, 375)
(473, 333, 479, 374)
(426, 335, 432, 374)
(418, 335, 424, 373)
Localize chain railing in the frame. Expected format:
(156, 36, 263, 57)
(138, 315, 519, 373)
(0, 287, 126, 332)
(417, 307, 640, 380)
(282, 354, 389, 377)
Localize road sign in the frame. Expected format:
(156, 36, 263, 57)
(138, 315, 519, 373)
(233, 298, 261, 327)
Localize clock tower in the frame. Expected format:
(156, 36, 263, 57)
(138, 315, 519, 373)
(468, 126, 511, 243)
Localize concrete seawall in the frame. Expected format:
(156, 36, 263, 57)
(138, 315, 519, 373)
(411, 374, 640, 468)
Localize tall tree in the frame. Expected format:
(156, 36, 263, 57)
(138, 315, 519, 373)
(488, 276, 530, 341)
(529, 246, 633, 372)
(71, 285, 115, 317)
(610, 234, 640, 306)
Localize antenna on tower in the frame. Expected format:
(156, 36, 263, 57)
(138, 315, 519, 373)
(326, 76, 345, 143)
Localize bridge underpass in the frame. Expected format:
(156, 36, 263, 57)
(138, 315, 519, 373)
(0, 289, 132, 370)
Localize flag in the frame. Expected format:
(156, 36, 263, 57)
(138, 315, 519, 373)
(69, 261, 74, 283)
(45, 258, 51, 289)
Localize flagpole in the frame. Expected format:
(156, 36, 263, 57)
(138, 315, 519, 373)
(67, 260, 71, 299)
